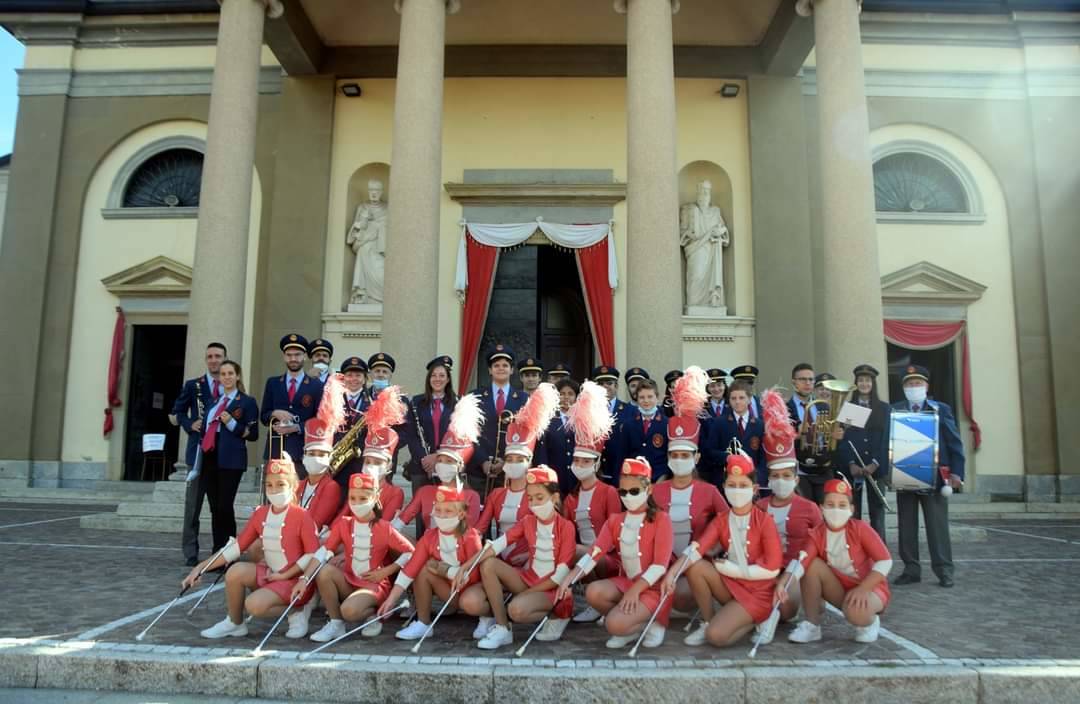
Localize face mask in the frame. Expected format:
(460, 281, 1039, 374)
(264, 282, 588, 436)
(530, 499, 556, 520)
(725, 486, 754, 509)
(621, 492, 648, 511)
(639, 406, 657, 417)
(433, 515, 460, 532)
(303, 455, 330, 475)
(669, 457, 696, 477)
(768, 478, 797, 499)
(823, 507, 852, 529)
(904, 386, 928, 405)
(436, 463, 459, 484)
(364, 461, 388, 477)
(312, 362, 329, 373)
(504, 461, 528, 480)
(372, 379, 390, 392)
(266, 490, 291, 508)
(350, 500, 375, 518)
(572, 463, 596, 481)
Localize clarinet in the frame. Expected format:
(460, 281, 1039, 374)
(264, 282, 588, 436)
(410, 399, 431, 456)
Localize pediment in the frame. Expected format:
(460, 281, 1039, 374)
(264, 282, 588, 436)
(102, 256, 192, 297)
(881, 261, 986, 306)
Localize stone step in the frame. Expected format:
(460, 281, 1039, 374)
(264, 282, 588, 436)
(0, 486, 149, 505)
(80, 507, 256, 533)
(114, 499, 261, 518)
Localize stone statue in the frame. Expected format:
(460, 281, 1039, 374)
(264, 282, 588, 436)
(679, 179, 730, 311)
(347, 179, 387, 305)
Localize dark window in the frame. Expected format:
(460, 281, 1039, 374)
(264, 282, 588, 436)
(122, 148, 203, 208)
(873, 153, 968, 214)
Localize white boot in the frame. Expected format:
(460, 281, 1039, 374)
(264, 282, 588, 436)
(605, 630, 641, 649)
(309, 619, 347, 643)
(535, 618, 570, 642)
(472, 616, 496, 639)
(285, 600, 316, 639)
(200, 616, 248, 639)
(572, 605, 602, 623)
(788, 620, 822, 643)
(477, 623, 514, 650)
(683, 623, 708, 647)
(395, 619, 431, 640)
(853, 615, 880, 643)
(642, 623, 665, 648)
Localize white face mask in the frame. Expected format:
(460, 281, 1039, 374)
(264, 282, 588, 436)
(266, 490, 291, 508)
(823, 506, 852, 529)
(669, 457, 696, 477)
(435, 463, 459, 484)
(303, 455, 330, 475)
(350, 500, 375, 518)
(364, 460, 388, 477)
(530, 499, 556, 520)
(768, 477, 797, 499)
(571, 462, 596, 481)
(504, 461, 528, 480)
(312, 362, 329, 373)
(904, 386, 928, 405)
(621, 492, 648, 511)
(433, 515, 460, 532)
(639, 406, 658, 417)
(725, 486, 754, 509)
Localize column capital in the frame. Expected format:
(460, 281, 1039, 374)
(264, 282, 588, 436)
(394, 0, 461, 15)
(614, 0, 680, 15)
(795, 0, 861, 18)
(218, 0, 284, 19)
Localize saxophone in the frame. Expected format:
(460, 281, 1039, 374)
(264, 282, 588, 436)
(329, 412, 366, 475)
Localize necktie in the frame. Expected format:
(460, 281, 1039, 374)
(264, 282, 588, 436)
(288, 378, 297, 404)
(913, 404, 921, 413)
(431, 399, 442, 448)
(642, 415, 650, 434)
(496, 388, 506, 415)
(211, 379, 220, 400)
(201, 395, 229, 452)
(738, 416, 746, 436)
(348, 395, 357, 411)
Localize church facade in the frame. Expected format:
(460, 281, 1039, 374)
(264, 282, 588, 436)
(0, 0, 1076, 502)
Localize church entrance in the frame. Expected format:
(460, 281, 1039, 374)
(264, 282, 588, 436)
(476, 245, 594, 388)
(123, 324, 186, 480)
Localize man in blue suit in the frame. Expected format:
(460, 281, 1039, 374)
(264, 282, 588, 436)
(170, 341, 226, 566)
(260, 334, 324, 478)
(892, 365, 965, 589)
(468, 344, 527, 498)
(620, 379, 669, 481)
(591, 364, 630, 484)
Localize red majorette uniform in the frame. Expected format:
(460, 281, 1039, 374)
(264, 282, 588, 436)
(577, 458, 675, 625)
(654, 412, 728, 557)
(474, 484, 531, 561)
(393, 483, 485, 592)
(687, 456, 783, 624)
(316, 472, 415, 603)
(395, 482, 481, 533)
(297, 418, 342, 532)
(335, 412, 408, 524)
(222, 459, 320, 606)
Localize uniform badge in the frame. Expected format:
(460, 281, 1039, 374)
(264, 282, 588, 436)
(301, 394, 313, 408)
(512, 432, 521, 442)
(289, 334, 298, 341)
(435, 490, 445, 502)
(652, 433, 664, 448)
(907, 365, 916, 374)
(378, 353, 385, 360)
(750, 436, 761, 451)
(675, 426, 684, 436)
(496, 344, 504, 351)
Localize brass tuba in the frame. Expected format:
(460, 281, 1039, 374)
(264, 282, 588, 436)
(329, 413, 366, 475)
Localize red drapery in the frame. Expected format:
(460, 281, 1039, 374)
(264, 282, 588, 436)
(103, 307, 126, 437)
(883, 319, 980, 450)
(575, 238, 616, 366)
(457, 234, 500, 391)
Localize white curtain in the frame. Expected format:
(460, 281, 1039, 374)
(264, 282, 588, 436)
(454, 219, 618, 296)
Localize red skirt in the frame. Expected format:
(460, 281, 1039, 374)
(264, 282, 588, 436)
(834, 569, 891, 611)
(343, 574, 393, 603)
(720, 573, 775, 624)
(519, 568, 573, 620)
(608, 575, 672, 627)
(255, 563, 314, 606)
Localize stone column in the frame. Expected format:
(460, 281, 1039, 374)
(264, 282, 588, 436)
(618, 0, 683, 375)
(798, 0, 886, 379)
(382, 0, 458, 393)
(183, 0, 282, 379)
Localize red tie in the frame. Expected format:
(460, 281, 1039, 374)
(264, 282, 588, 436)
(642, 415, 650, 434)
(287, 378, 297, 404)
(431, 399, 442, 448)
(738, 416, 746, 436)
(496, 388, 505, 415)
(211, 379, 220, 400)
(201, 395, 229, 452)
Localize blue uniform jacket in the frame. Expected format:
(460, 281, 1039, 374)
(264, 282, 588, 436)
(405, 394, 455, 476)
(839, 400, 891, 483)
(702, 411, 767, 488)
(466, 386, 526, 477)
(620, 409, 670, 481)
(172, 375, 216, 467)
(890, 399, 965, 483)
(535, 414, 576, 495)
(202, 392, 259, 470)
(259, 374, 324, 461)
(600, 400, 631, 484)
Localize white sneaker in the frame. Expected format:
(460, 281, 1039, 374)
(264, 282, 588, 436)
(572, 605, 602, 623)
(309, 618, 347, 643)
(788, 620, 822, 643)
(472, 616, 496, 639)
(605, 631, 641, 649)
(285, 600, 315, 639)
(535, 618, 570, 642)
(683, 623, 708, 646)
(853, 615, 880, 643)
(360, 619, 383, 638)
(395, 619, 432, 640)
(200, 616, 248, 639)
(477, 624, 514, 650)
(754, 612, 780, 646)
(642, 623, 665, 648)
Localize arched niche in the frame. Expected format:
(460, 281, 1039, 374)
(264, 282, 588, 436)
(678, 160, 736, 316)
(341, 162, 391, 310)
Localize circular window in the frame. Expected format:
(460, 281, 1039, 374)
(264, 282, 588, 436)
(122, 148, 203, 208)
(873, 153, 969, 214)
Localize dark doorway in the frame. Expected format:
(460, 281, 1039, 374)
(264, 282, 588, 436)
(123, 324, 187, 480)
(887, 341, 957, 411)
(476, 245, 593, 388)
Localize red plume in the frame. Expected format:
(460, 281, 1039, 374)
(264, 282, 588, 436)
(448, 393, 484, 446)
(511, 383, 559, 447)
(365, 385, 407, 433)
(565, 380, 614, 449)
(673, 365, 708, 418)
(317, 373, 347, 433)
(762, 387, 797, 445)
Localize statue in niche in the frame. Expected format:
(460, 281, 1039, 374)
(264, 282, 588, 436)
(347, 178, 387, 305)
(679, 179, 730, 311)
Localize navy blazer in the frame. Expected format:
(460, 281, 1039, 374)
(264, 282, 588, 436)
(891, 399, 965, 482)
(405, 394, 455, 475)
(259, 374, 324, 461)
(172, 375, 216, 467)
(621, 410, 669, 481)
(704, 399, 727, 419)
(535, 414, 576, 495)
(466, 385, 526, 476)
(202, 392, 259, 470)
(702, 411, 766, 488)
(839, 399, 891, 483)
(599, 399, 631, 484)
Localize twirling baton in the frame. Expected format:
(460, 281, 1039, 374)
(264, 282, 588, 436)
(301, 599, 412, 660)
(252, 558, 328, 655)
(749, 551, 807, 658)
(628, 553, 693, 657)
(515, 572, 582, 657)
(136, 541, 232, 641)
(411, 541, 491, 654)
(186, 569, 225, 616)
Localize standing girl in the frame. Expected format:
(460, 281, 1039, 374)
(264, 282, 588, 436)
(404, 356, 457, 518)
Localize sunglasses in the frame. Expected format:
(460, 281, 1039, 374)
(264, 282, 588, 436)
(617, 487, 646, 497)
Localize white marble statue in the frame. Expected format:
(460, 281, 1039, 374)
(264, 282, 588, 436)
(679, 179, 730, 310)
(347, 179, 387, 305)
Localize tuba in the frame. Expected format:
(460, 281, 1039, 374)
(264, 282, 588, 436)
(819, 379, 853, 452)
(798, 379, 853, 464)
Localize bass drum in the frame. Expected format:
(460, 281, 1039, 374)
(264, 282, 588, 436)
(889, 411, 939, 492)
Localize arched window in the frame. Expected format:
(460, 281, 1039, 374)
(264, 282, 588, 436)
(871, 141, 984, 224)
(122, 148, 203, 208)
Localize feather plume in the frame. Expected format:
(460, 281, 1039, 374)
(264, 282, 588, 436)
(448, 393, 484, 446)
(762, 387, 797, 445)
(365, 385, 407, 433)
(512, 383, 560, 446)
(673, 365, 708, 418)
(565, 380, 614, 448)
(317, 373, 347, 433)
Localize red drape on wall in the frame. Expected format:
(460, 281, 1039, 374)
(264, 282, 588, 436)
(103, 307, 126, 437)
(458, 233, 500, 391)
(883, 319, 981, 450)
(575, 239, 616, 366)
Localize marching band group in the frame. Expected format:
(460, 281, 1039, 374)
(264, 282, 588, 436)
(169, 333, 965, 654)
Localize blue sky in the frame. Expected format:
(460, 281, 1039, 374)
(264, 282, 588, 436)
(0, 30, 24, 156)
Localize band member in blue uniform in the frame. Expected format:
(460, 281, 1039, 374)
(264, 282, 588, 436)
(704, 368, 728, 418)
(332, 356, 370, 493)
(840, 364, 891, 541)
(624, 367, 650, 405)
(307, 338, 334, 383)
(702, 380, 765, 488)
(468, 344, 526, 498)
(788, 363, 829, 503)
(730, 365, 762, 418)
(536, 377, 579, 495)
(590, 365, 629, 484)
(545, 362, 573, 384)
(405, 355, 457, 526)
(661, 369, 683, 417)
(891, 365, 964, 589)
(366, 352, 410, 477)
(518, 356, 543, 396)
(171, 341, 226, 566)
(260, 334, 324, 478)
(620, 379, 670, 481)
